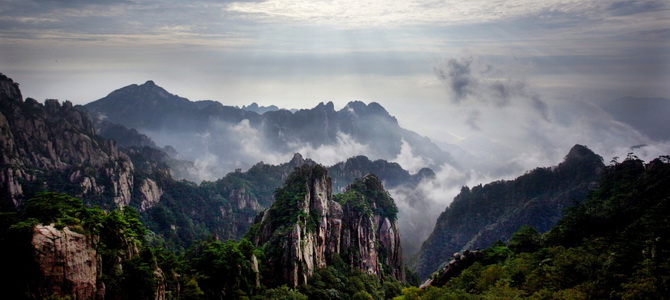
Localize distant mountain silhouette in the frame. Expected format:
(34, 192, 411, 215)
(84, 81, 456, 180)
(241, 102, 280, 114)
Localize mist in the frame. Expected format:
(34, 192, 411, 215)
(388, 56, 670, 257)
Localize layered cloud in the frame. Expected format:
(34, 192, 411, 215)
(226, 0, 664, 28)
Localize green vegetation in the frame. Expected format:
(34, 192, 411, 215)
(1, 192, 162, 299)
(397, 156, 670, 299)
(414, 145, 604, 279)
(6, 149, 667, 299)
(299, 264, 404, 300)
(183, 238, 260, 298)
(339, 174, 398, 221)
(335, 190, 373, 217)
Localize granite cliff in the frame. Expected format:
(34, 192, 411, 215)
(0, 73, 139, 209)
(247, 165, 405, 287)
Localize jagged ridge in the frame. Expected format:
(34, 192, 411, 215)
(413, 145, 605, 279)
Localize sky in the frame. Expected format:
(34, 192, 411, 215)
(1, 0, 670, 170)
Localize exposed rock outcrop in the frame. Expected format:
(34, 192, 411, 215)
(137, 178, 163, 211)
(419, 250, 484, 289)
(249, 165, 404, 287)
(31, 225, 100, 300)
(23, 224, 167, 300)
(0, 73, 135, 209)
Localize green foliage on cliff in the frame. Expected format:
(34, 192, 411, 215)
(299, 264, 404, 300)
(0, 192, 162, 299)
(340, 174, 398, 221)
(183, 238, 259, 299)
(335, 189, 373, 217)
(264, 164, 329, 234)
(414, 145, 605, 279)
(11, 191, 104, 234)
(397, 156, 670, 299)
(0, 166, 412, 299)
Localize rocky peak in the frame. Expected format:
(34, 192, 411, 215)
(0, 73, 22, 102)
(564, 144, 601, 163)
(315, 101, 335, 112)
(289, 153, 306, 167)
(249, 165, 404, 287)
(0, 74, 135, 209)
(341, 101, 397, 124)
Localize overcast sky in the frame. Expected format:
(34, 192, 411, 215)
(1, 0, 669, 169)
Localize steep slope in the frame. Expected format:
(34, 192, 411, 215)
(0, 73, 135, 209)
(247, 165, 404, 287)
(0, 73, 263, 249)
(403, 156, 670, 299)
(413, 145, 605, 279)
(84, 81, 454, 180)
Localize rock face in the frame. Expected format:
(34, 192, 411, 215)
(413, 145, 605, 279)
(23, 224, 167, 300)
(419, 250, 484, 289)
(30, 225, 100, 300)
(0, 73, 135, 209)
(137, 178, 163, 211)
(249, 165, 404, 287)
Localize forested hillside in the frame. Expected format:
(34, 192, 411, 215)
(397, 155, 670, 299)
(0, 167, 410, 299)
(413, 145, 604, 279)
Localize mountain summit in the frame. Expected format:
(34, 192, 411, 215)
(84, 81, 455, 180)
(247, 165, 405, 287)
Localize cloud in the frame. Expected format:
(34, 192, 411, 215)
(288, 132, 371, 166)
(607, 0, 665, 16)
(391, 139, 432, 174)
(434, 56, 551, 129)
(144, 117, 378, 182)
(225, 0, 668, 29)
(434, 57, 475, 103)
(390, 163, 500, 257)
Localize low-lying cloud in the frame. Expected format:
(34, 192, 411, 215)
(390, 163, 500, 257)
(145, 118, 385, 182)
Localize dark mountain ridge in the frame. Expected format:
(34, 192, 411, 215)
(408, 155, 670, 298)
(413, 144, 605, 279)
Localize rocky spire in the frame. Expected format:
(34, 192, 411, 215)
(249, 165, 404, 287)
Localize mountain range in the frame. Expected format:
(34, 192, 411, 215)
(82, 80, 455, 182)
(0, 73, 433, 251)
(2, 72, 667, 299)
